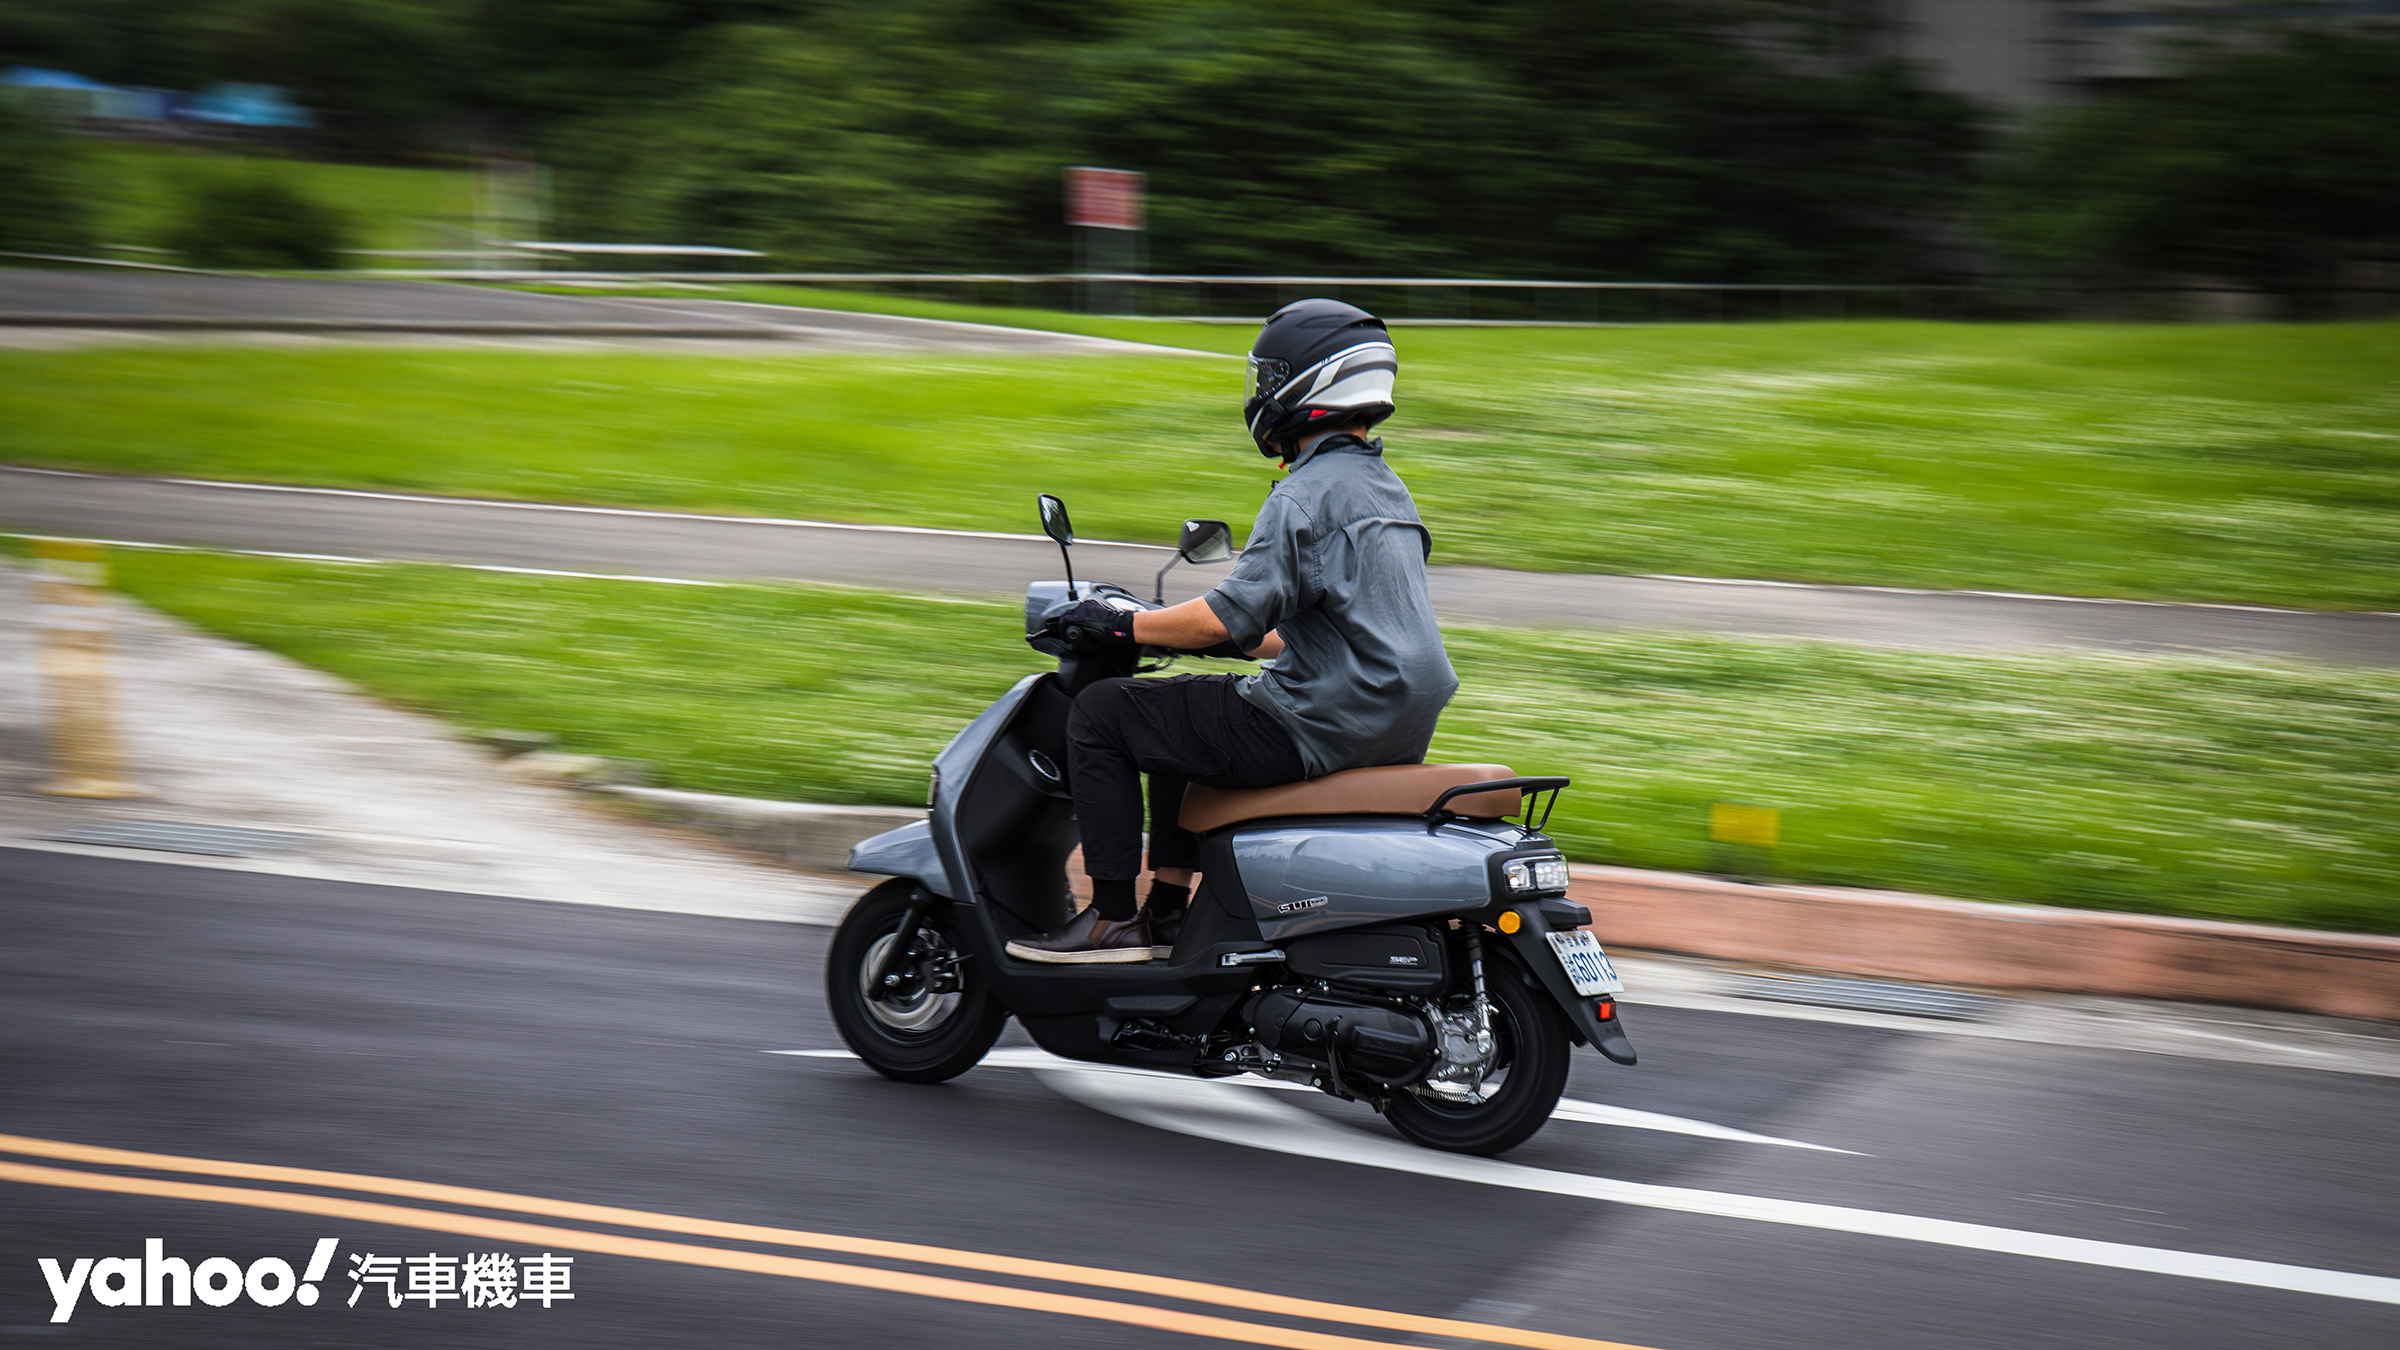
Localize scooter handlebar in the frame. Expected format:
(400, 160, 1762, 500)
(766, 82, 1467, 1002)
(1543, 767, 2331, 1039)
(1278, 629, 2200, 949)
(1024, 581, 1154, 656)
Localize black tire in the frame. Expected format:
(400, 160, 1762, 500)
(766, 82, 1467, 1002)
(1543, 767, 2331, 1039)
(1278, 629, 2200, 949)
(826, 881, 1006, 1084)
(1383, 947, 1572, 1156)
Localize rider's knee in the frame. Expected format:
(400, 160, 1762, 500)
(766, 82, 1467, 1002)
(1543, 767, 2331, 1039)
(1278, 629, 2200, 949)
(1066, 676, 1141, 748)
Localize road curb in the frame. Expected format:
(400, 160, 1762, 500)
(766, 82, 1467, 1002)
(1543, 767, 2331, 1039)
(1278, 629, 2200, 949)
(594, 785, 923, 874)
(1568, 864, 2400, 1022)
(0, 316, 791, 338)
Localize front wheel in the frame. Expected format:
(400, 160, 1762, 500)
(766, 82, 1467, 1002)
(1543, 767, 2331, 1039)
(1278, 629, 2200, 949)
(1384, 948, 1572, 1156)
(826, 881, 1005, 1083)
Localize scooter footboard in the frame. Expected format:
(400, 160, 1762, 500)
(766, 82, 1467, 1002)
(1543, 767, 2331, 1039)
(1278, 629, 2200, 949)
(1498, 901, 1636, 1065)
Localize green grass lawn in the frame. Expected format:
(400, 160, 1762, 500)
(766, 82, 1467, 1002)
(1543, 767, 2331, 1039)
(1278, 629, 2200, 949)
(79, 143, 474, 255)
(104, 549, 2400, 935)
(4, 318, 2397, 606)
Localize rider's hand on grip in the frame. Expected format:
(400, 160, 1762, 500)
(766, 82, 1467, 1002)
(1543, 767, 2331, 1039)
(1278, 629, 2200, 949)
(1045, 598, 1139, 651)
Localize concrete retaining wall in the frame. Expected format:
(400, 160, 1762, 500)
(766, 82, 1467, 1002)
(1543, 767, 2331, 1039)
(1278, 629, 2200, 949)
(1569, 864, 2400, 1022)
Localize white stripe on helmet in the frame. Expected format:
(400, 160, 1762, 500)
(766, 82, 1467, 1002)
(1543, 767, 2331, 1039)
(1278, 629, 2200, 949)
(1308, 365, 1396, 411)
(1284, 341, 1395, 403)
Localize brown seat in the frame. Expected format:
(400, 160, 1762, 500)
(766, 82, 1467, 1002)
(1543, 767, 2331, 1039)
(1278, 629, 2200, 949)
(1179, 763, 1519, 834)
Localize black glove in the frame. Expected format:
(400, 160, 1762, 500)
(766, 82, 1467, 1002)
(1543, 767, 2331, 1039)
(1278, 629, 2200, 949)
(1045, 598, 1140, 650)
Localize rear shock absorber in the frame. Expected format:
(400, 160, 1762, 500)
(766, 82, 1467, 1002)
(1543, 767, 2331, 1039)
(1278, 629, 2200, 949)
(1465, 923, 1493, 1040)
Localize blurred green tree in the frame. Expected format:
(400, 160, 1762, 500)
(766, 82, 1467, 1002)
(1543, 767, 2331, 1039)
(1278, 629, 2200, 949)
(1984, 33, 2400, 300)
(1469, 0, 1984, 281)
(0, 0, 479, 151)
(0, 97, 92, 252)
(549, 0, 1091, 268)
(1082, 0, 1979, 280)
(183, 0, 476, 148)
(0, 0, 217, 91)
(473, 0, 746, 118)
(5, 0, 1983, 277)
(1075, 0, 1516, 275)
(165, 172, 354, 267)
(544, 0, 1980, 280)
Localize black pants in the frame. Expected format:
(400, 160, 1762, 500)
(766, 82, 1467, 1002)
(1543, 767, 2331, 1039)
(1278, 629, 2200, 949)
(1067, 674, 1305, 916)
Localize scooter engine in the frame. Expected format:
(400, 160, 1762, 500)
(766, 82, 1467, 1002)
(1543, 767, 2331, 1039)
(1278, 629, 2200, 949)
(1245, 988, 1435, 1088)
(1418, 1002, 1499, 1102)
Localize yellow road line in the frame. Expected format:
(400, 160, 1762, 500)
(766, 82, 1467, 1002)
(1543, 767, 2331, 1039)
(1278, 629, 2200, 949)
(0, 1137, 1660, 1350)
(3, 1159, 1422, 1349)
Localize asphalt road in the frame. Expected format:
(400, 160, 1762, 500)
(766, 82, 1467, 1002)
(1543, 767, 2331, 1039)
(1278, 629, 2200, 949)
(5, 847, 2394, 1349)
(6, 465, 2397, 664)
(0, 270, 1179, 353)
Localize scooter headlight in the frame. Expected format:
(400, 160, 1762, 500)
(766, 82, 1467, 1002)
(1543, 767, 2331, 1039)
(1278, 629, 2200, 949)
(1503, 855, 1570, 894)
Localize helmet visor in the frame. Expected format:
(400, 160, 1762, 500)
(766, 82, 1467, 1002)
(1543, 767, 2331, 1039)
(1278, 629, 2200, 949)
(1245, 353, 1290, 404)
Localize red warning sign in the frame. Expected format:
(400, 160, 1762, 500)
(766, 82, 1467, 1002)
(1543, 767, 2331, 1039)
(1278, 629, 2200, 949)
(1065, 167, 1144, 231)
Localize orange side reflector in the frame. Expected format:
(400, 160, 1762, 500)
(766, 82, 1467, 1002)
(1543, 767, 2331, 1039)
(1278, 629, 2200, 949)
(1496, 910, 1521, 934)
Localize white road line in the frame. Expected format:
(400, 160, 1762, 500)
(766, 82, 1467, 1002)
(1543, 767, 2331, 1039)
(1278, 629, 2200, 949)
(16, 465, 2391, 617)
(409, 561, 724, 586)
(1542, 1098, 1856, 1152)
(1, 534, 746, 588)
(621, 298, 1223, 356)
(2145, 1023, 2339, 1057)
(1037, 1063, 2400, 1306)
(769, 1047, 1860, 1153)
(0, 465, 1171, 550)
(1625, 571, 2380, 616)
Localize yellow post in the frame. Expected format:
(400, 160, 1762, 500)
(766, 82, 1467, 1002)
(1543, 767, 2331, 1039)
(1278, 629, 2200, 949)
(1707, 802, 1780, 849)
(32, 538, 147, 798)
(1706, 801, 1778, 881)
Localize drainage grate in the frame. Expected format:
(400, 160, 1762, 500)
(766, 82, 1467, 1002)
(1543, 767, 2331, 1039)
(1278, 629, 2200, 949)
(46, 821, 318, 858)
(1732, 973, 1995, 1021)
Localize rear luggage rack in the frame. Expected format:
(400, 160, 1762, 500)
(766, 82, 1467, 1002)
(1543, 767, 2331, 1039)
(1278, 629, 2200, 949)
(1424, 777, 1570, 833)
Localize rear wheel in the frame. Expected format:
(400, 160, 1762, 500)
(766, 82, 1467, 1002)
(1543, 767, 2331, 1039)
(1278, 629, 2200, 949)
(826, 881, 1005, 1083)
(1384, 948, 1571, 1156)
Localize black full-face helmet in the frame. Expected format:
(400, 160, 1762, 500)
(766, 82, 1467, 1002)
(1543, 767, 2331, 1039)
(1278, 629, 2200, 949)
(1243, 299, 1396, 457)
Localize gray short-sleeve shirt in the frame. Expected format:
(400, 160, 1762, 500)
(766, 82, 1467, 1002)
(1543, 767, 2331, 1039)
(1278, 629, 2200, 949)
(1203, 436, 1459, 778)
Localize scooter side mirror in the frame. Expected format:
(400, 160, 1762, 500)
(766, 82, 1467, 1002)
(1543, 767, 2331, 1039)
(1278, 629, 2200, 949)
(1036, 493, 1078, 593)
(1037, 493, 1075, 547)
(1156, 517, 1237, 604)
(1178, 518, 1233, 565)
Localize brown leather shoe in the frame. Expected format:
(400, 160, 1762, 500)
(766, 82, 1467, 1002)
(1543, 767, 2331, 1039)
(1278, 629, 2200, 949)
(1146, 906, 1185, 961)
(1005, 908, 1154, 964)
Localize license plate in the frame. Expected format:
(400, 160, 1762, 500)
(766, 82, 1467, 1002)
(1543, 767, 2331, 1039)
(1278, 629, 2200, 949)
(1545, 930, 1622, 996)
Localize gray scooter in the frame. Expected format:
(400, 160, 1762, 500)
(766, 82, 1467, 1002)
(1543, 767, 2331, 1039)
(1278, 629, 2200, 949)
(827, 494, 1636, 1155)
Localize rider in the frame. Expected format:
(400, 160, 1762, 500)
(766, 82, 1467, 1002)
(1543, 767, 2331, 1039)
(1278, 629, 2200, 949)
(1008, 299, 1460, 963)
